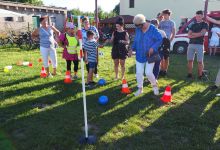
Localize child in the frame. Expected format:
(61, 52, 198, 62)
(59, 22, 79, 79)
(209, 24, 220, 56)
(84, 30, 103, 87)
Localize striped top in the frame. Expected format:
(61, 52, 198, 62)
(84, 39, 99, 62)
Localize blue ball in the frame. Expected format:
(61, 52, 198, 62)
(98, 96, 108, 105)
(98, 79, 106, 86)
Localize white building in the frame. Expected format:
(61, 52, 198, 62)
(0, 0, 67, 36)
(120, 0, 220, 28)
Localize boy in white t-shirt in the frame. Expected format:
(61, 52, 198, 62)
(209, 25, 220, 56)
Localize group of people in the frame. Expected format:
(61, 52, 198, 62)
(128, 9, 176, 96)
(31, 9, 220, 96)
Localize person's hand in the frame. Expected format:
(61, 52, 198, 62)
(148, 48, 154, 57)
(84, 58, 88, 64)
(128, 50, 132, 57)
(99, 45, 104, 48)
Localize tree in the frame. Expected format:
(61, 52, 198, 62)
(2, 0, 43, 5)
(113, 3, 120, 15)
(71, 8, 94, 17)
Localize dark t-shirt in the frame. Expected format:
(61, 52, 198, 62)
(189, 21, 208, 44)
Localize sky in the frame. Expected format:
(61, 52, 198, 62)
(42, 0, 120, 12)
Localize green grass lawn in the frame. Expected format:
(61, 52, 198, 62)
(0, 47, 220, 150)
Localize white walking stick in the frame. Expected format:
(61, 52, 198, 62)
(77, 16, 96, 144)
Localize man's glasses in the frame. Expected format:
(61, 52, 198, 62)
(135, 24, 143, 28)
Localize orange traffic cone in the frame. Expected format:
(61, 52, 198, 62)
(121, 79, 131, 94)
(160, 86, 172, 103)
(64, 71, 72, 84)
(40, 66, 47, 78)
(38, 58, 42, 63)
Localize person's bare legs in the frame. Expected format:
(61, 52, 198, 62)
(198, 61, 204, 77)
(209, 47, 212, 56)
(214, 47, 217, 56)
(52, 68, 56, 75)
(164, 57, 169, 73)
(114, 59, 119, 79)
(160, 59, 165, 71)
(188, 60, 193, 75)
(46, 67, 49, 75)
(119, 59, 125, 79)
(87, 68, 94, 83)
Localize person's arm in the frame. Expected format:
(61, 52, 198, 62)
(206, 16, 220, 25)
(58, 33, 64, 47)
(217, 32, 220, 38)
(190, 28, 207, 38)
(84, 51, 88, 63)
(50, 26, 60, 37)
(93, 26, 99, 41)
(148, 28, 163, 56)
(31, 28, 39, 40)
(170, 22, 176, 41)
(191, 22, 208, 38)
(121, 32, 130, 45)
(188, 29, 193, 38)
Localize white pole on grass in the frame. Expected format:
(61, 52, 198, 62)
(77, 16, 96, 144)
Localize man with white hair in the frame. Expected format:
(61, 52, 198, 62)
(129, 14, 162, 96)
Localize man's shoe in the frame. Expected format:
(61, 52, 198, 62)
(186, 73, 193, 79)
(210, 85, 218, 91)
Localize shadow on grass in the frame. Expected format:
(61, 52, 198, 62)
(106, 87, 220, 149)
(0, 79, 83, 125)
(0, 76, 39, 88)
(0, 75, 164, 150)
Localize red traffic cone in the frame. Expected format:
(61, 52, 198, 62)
(64, 71, 72, 84)
(160, 86, 172, 103)
(28, 62, 33, 67)
(121, 79, 131, 94)
(40, 66, 47, 78)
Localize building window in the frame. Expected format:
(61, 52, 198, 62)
(17, 16, 24, 22)
(4, 17, 14, 22)
(129, 0, 134, 8)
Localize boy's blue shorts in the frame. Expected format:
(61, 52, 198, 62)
(88, 62, 97, 69)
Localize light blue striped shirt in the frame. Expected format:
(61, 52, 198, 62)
(84, 39, 99, 62)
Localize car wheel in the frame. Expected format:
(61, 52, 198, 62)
(174, 42, 188, 54)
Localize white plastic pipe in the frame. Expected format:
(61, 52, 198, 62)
(78, 16, 88, 138)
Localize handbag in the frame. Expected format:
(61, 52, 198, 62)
(147, 53, 161, 63)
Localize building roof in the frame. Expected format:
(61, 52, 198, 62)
(0, 0, 67, 12)
(100, 15, 134, 24)
(0, 8, 25, 17)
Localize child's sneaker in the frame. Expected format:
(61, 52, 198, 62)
(85, 83, 90, 87)
(90, 81, 96, 85)
(95, 74, 99, 78)
(73, 74, 78, 79)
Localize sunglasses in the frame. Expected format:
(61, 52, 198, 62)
(135, 24, 143, 28)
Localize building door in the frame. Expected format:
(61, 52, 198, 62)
(32, 16, 40, 29)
